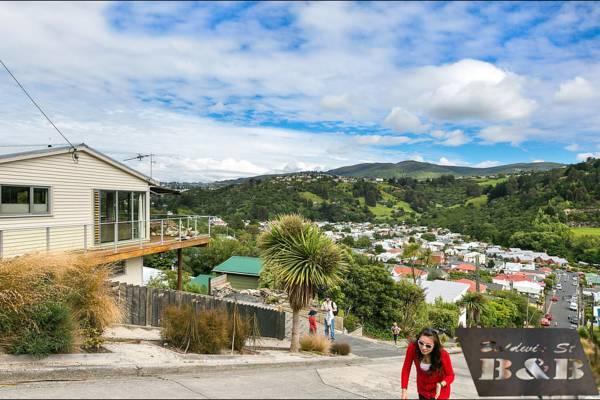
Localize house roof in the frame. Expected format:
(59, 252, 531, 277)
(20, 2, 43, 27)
(393, 265, 426, 277)
(493, 273, 533, 283)
(454, 278, 487, 293)
(190, 274, 212, 289)
(212, 256, 263, 277)
(421, 280, 470, 304)
(454, 263, 477, 272)
(0, 143, 177, 194)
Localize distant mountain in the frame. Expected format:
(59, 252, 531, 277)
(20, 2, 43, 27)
(327, 160, 566, 179)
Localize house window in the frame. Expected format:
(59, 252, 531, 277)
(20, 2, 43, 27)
(0, 185, 49, 215)
(94, 190, 146, 244)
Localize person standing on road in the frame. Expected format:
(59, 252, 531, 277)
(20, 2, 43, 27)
(391, 322, 401, 345)
(401, 328, 455, 400)
(321, 297, 337, 340)
(308, 307, 318, 335)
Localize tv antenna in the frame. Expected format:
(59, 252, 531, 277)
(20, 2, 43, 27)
(124, 153, 156, 179)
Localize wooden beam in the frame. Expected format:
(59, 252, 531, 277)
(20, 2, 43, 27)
(87, 236, 209, 263)
(177, 248, 183, 291)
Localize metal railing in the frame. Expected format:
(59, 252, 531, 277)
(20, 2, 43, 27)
(0, 215, 214, 259)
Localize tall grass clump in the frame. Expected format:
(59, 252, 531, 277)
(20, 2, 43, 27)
(299, 334, 331, 354)
(330, 341, 351, 356)
(161, 304, 250, 354)
(0, 253, 122, 356)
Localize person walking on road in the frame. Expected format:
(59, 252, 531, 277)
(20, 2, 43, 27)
(401, 328, 455, 400)
(321, 297, 337, 340)
(391, 322, 401, 345)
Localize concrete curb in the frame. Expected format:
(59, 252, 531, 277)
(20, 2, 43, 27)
(0, 355, 370, 385)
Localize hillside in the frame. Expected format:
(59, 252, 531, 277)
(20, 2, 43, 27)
(157, 158, 600, 264)
(328, 160, 564, 179)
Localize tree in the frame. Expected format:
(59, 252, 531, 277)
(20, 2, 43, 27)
(458, 292, 487, 327)
(258, 215, 346, 352)
(355, 236, 372, 249)
(395, 280, 427, 337)
(403, 243, 421, 284)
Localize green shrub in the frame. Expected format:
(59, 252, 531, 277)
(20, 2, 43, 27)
(331, 341, 351, 356)
(344, 314, 360, 333)
(578, 327, 590, 339)
(10, 302, 75, 357)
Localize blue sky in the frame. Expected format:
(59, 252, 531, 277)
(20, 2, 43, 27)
(0, 1, 599, 181)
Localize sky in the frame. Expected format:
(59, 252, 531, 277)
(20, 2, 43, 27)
(0, 1, 599, 182)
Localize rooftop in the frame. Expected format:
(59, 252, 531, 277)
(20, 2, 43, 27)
(212, 256, 263, 277)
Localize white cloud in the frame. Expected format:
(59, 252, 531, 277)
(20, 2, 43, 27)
(430, 129, 471, 146)
(576, 152, 600, 162)
(415, 59, 536, 121)
(554, 77, 595, 103)
(320, 94, 351, 110)
(565, 143, 580, 152)
(474, 160, 501, 168)
(531, 159, 545, 163)
(478, 125, 529, 145)
(355, 135, 413, 146)
(437, 157, 467, 166)
(383, 107, 427, 133)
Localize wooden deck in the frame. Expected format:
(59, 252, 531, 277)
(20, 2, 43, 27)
(87, 234, 210, 263)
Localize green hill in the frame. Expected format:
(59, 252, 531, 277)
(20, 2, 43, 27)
(328, 160, 565, 179)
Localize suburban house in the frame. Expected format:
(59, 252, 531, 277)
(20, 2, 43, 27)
(420, 280, 469, 327)
(463, 252, 486, 265)
(451, 263, 477, 273)
(212, 256, 263, 290)
(0, 144, 210, 285)
(392, 265, 428, 285)
(453, 278, 487, 293)
(492, 273, 544, 295)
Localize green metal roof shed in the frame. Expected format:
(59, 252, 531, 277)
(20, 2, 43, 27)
(212, 256, 263, 276)
(212, 256, 263, 290)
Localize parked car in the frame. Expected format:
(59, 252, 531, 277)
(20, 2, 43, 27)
(569, 302, 578, 311)
(541, 318, 551, 327)
(570, 324, 578, 329)
(552, 296, 559, 302)
(545, 313, 553, 321)
(556, 284, 562, 290)
(568, 315, 578, 325)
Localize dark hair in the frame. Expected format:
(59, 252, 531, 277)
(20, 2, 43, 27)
(415, 327, 443, 373)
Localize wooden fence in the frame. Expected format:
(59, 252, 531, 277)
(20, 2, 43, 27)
(110, 282, 286, 339)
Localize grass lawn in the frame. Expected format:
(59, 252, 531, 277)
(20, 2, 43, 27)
(465, 195, 488, 207)
(476, 177, 508, 187)
(299, 191, 324, 204)
(571, 227, 600, 237)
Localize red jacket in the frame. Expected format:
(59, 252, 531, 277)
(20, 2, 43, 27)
(401, 341, 455, 399)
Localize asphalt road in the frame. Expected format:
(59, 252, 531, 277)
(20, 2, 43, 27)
(0, 354, 479, 399)
(547, 271, 579, 329)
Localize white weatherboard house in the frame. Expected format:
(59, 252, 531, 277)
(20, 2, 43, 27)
(0, 144, 209, 285)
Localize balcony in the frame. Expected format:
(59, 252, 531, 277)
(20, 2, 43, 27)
(0, 215, 213, 262)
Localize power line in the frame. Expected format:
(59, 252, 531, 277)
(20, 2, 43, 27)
(0, 59, 77, 154)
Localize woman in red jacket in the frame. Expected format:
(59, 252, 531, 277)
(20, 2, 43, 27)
(401, 328, 455, 400)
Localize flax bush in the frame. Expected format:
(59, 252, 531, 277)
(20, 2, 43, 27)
(0, 253, 122, 356)
(161, 304, 250, 354)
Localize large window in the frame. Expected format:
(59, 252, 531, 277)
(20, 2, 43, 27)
(0, 185, 49, 215)
(95, 190, 146, 244)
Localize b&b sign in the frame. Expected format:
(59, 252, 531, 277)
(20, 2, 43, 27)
(456, 328, 598, 397)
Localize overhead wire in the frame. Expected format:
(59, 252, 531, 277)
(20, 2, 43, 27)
(0, 58, 78, 161)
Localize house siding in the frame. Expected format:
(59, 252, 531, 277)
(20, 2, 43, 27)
(223, 274, 260, 290)
(0, 151, 150, 258)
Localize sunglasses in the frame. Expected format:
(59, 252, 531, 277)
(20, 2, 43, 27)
(418, 340, 434, 350)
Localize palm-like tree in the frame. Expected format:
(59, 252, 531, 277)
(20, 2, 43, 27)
(458, 292, 487, 328)
(402, 243, 421, 284)
(258, 214, 346, 352)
